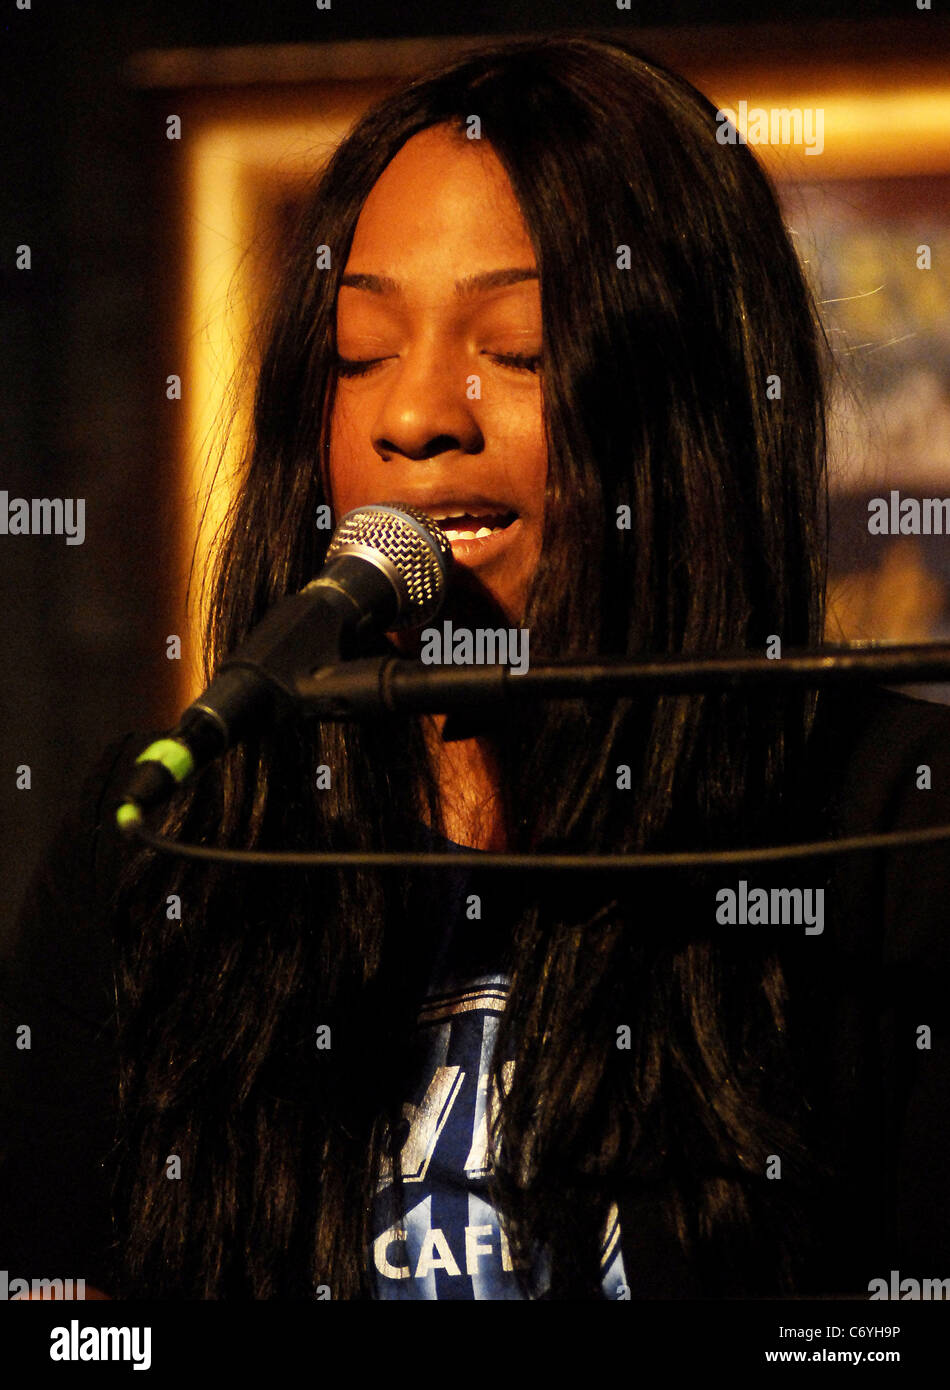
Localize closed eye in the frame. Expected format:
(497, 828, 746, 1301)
(335, 352, 542, 378)
(484, 352, 541, 373)
(335, 355, 388, 378)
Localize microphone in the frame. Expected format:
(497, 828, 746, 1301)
(116, 503, 452, 829)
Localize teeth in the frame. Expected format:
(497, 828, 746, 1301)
(426, 508, 508, 522)
(442, 525, 502, 542)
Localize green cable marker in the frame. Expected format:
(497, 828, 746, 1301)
(135, 737, 195, 782)
(115, 736, 197, 832)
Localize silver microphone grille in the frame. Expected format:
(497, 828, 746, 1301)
(324, 502, 453, 629)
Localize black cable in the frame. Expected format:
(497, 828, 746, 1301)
(124, 819, 950, 870)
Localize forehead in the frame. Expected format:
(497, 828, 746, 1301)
(342, 125, 536, 281)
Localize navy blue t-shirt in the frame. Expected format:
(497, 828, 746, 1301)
(369, 828, 628, 1300)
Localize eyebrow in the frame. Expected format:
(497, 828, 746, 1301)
(339, 268, 539, 299)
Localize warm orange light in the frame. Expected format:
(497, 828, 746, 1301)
(176, 104, 375, 706)
(706, 83, 950, 180)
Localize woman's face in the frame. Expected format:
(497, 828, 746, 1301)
(327, 124, 547, 628)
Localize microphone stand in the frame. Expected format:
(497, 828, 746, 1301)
(293, 642, 950, 720)
(122, 641, 950, 863)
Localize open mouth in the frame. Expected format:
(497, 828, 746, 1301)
(427, 508, 518, 542)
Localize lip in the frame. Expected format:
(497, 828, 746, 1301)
(396, 497, 517, 522)
(442, 515, 524, 565)
(392, 498, 521, 565)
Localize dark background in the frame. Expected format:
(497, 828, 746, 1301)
(1, 0, 947, 958)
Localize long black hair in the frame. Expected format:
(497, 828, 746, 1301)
(111, 33, 833, 1299)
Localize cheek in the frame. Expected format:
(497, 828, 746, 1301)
(489, 397, 547, 509)
(327, 396, 367, 515)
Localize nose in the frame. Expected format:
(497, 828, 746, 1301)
(371, 341, 483, 462)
